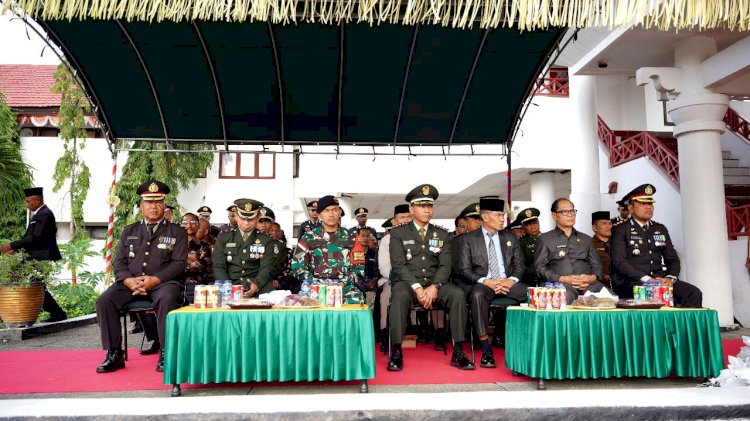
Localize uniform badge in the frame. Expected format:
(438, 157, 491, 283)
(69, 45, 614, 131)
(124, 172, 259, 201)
(148, 182, 158, 192)
(633, 249, 640, 256)
(422, 185, 430, 195)
(128, 244, 135, 259)
(506, 241, 512, 247)
(559, 250, 566, 257)
(525, 209, 532, 218)
(274, 244, 279, 255)
(227, 251, 233, 262)
(406, 249, 413, 261)
(645, 185, 654, 195)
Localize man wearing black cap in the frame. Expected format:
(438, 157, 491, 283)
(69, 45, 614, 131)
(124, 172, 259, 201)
(351, 207, 378, 238)
(459, 203, 482, 233)
(197, 206, 221, 238)
(255, 206, 287, 286)
(506, 217, 524, 239)
(297, 200, 321, 238)
(456, 197, 526, 368)
(388, 184, 473, 371)
(518, 208, 541, 287)
(213, 199, 276, 297)
(164, 205, 175, 223)
(535, 198, 604, 304)
(218, 205, 238, 235)
(591, 211, 613, 288)
(1, 187, 67, 323)
(95, 180, 188, 373)
(291, 196, 365, 304)
(611, 184, 702, 307)
(611, 199, 630, 227)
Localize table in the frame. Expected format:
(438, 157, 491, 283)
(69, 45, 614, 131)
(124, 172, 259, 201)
(505, 307, 724, 390)
(163, 304, 376, 396)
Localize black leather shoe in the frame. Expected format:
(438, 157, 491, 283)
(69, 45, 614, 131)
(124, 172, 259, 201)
(480, 350, 496, 368)
(96, 349, 125, 373)
(41, 314, 67, 323)
(450, 351, 476, 370)
(491, 336, 504, 348)
(156, 349, 165, 372)
(129, 322, 143, 334)
(140, 340, 161, 355)
(434, 329, 445, 351)
(387, 348, 403, 371)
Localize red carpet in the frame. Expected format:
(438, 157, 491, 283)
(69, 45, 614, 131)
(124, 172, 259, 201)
(0, 340, 742, 395)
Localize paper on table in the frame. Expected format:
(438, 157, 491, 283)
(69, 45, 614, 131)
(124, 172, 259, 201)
(259, 290, 292, 304)
(583, 287, 618, 301)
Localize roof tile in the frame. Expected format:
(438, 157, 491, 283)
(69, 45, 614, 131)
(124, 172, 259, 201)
(0, 64, 61, 108)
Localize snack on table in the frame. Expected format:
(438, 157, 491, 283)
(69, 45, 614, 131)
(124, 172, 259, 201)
(571, 295, 616, 308)
(273, 294, 322, 308)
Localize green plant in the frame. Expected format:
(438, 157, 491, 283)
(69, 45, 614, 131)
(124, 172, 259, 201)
(0, 92, 32, 241)
(0, 251, 57, 287)
(59, 237, 98, 286)
(46, 271, 101, 318)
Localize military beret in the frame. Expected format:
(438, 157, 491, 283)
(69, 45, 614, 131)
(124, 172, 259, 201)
(625, 184, 656, 203)
(226, 205, 237, 212)
(519, 207, 540, 225)
(316, 195, 341, 214)
(591, 211, 610, 223)
(258, 206, 275, 222)
(459, 202, 481, 219)
(479, 197, 505, 212)
(393, 204, 410, 215)
(197, 205, 212, 215)
(381, 219, 394, 229)
(306, 200, 318, 209)
(24, 187, 43, 197)
(406, 184, 439, 204)
(137, 180, 169, 201)
(355, 207, 368, 216)
(234, 199, 264, 220)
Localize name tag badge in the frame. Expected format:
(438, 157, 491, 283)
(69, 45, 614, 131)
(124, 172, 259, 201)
(226, 243, 236, 247)
(403, 240, 415, 245)
(157, 243, 167, 249)
(127, 236, 139, 240)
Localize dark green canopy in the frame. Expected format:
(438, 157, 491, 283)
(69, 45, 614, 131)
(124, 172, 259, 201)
(39, 19, 563, 147)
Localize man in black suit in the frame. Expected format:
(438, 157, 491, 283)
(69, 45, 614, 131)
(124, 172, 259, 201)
(610, 184, 702, 307)
(1, 187, 67, 323)
(95, 180, 187, 373)
(456, 197, 526, 368)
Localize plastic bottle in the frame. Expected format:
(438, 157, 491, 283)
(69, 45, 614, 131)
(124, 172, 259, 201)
(558, 283, 567, 310)
(222, 280, 232, 307)
(214, 280, 223, 307)
(300, 279, 310, 298)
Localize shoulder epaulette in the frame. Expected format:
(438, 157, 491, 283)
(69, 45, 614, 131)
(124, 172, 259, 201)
(391, 222, 410, 230)
(432, 224, 449, 232)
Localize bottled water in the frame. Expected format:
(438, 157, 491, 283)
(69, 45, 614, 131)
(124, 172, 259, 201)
(300, 280, 310, 298)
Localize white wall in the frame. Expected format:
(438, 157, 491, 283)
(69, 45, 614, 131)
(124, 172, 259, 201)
(729, 237, 750, 327)
(596, 75, 648, 131)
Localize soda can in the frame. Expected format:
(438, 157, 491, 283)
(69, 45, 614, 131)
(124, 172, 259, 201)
(310, 284, 319, 300)
(551, 289, 561, 310)
(231, 285, 243, 301)
(654, 285, 666, 304)
(326, 285, 336, 307)
(668, 286, 674, 307)
(633, 285, 641, 299)
(194, 285, 207, 308)
(318, 285, 327, 306)
(527, 287, 537, 309)
(537, 288, 547, 311)
(206, 285, 219, 308)
(645, 284, 654, 301)
(334, 285, 342, 307)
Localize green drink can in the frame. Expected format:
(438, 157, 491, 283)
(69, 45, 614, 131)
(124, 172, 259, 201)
(318, 285, 327, 307)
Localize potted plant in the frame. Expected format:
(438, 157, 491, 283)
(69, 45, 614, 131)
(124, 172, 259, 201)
(0, 251, 57, 328)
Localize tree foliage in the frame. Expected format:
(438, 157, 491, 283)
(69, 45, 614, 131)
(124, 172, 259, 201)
(0, 92, 32, 241)
(51, 63, 91, 240)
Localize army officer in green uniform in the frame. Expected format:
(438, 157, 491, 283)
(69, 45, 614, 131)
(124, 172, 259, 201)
(255, 206, 287, 281)
(213, 199, 275, 297)
(388, 184, 473, 372)
(518, 207, 541, 286)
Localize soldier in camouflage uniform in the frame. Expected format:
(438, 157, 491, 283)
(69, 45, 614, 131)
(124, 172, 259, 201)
(291, 195, 364, 304)
(213, 199, 275, 297)
(518, 207, 541, 287)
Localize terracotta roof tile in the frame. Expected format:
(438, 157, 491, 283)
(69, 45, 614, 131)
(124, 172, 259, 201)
(0, 64, 61, 108)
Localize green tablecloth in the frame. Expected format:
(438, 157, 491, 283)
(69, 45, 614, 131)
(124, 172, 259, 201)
(163, 305, 375, 385)
(505, 307, 724, 380)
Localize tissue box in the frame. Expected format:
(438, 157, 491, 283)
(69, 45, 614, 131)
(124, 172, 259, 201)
(402, 334, 417, 348)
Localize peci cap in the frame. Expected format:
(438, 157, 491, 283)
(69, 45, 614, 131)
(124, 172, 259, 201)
(625, 184, 656, 204)
(479, 197, 505, 212)
(591, 211, 610, 223)
(234, 199, 264, 220)
(136, 180, 169, 201)
(24, 187, 43, 197)
(393, 204, 410, 215)
(519, 207, 540, 225)
(355, 207, 368, 217)
(406, 184, 439, 204)
(258, 206, 275, 222)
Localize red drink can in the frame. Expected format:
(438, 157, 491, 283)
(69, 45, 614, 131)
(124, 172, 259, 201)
(310, 284, 320, 300)
(231, 285, 243, 301)
(551, 289, 561, 310)
(537, 288, 547, 310)
(528, 287, 537, 309)
(654, 285, 666, 305)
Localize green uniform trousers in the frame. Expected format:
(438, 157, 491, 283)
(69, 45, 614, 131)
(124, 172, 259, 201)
(388, 281, 467, 344)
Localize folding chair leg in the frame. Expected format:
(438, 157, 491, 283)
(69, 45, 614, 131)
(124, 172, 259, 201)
(121, 313, 129, 361)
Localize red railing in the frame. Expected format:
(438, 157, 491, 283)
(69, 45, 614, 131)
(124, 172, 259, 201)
(535, 77, 569, 97)
(597, 114, 749, 238)
(723, 107, 750, 145)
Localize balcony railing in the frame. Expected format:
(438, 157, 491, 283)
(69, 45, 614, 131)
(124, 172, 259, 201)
(534, 76, 569, 97)
(597, 114, 749, 239)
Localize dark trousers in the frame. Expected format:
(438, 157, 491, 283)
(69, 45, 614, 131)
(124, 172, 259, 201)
(43, 288, 66, 318)
(467, 283, 527, 337)
(563, 281, 605, 305)
(389, 282, 467, 345)
(96, 282, 181, 350)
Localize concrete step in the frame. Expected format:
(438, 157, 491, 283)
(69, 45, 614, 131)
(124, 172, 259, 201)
(724, 166, 750, 176)
(725, 175, 750, 184)
(723, 158, 740, 167)
(722, 150, 731, 159)
(0, 314, 96, 341)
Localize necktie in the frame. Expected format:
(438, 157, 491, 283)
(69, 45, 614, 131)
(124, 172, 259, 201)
(487, 232, 501, 279)
(418, 227, 426, 242)
(147, 223, 156, 234)
(241, 231, 249, 242)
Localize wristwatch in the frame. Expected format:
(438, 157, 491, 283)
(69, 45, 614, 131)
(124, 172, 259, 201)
(434, 283, 443, 290)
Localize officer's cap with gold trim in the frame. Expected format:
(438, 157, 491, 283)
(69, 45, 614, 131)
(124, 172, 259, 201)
(508, 217, 523, 230)
(626, 184, 656, 204)
(306, 200, 318, 209)
(406, 184, 439, 204)
(616, 198, 628, 208)
(197, 205, 212, 216)
(479, 197, 505, 212)
(258, 206, 275, 222)
(381, 219, 393, 230)
(355, 207, 369, 217)
(233, 199, 264, 220)
(459, 202, 481, 219)
(226, 205, 237, 212)
(137, 180, 169, 201)
(519, 207, 540, 225)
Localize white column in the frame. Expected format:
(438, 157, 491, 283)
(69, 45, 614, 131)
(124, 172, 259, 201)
(668, 37, 733, 326)
(530, 171, 555, 231)
(337, 195, 353, 230)
(568, 75, 601, 233)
